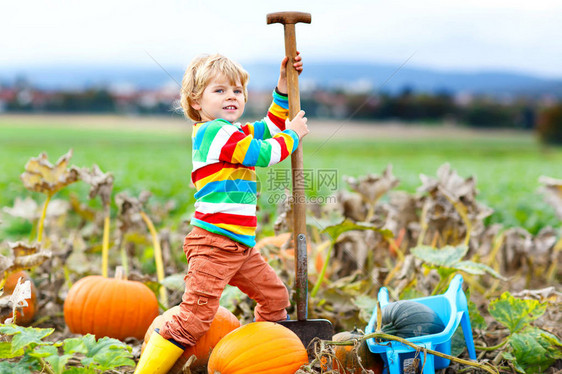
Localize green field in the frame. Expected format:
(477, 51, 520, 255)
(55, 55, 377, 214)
(1, 116, 560, 240)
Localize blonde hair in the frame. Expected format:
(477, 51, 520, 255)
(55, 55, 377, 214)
(180, 54, 249, 121)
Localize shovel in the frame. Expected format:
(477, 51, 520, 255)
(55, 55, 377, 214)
(266, 11, 334, 350)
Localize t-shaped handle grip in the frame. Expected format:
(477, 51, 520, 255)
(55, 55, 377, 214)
(267, 11, 311, 25)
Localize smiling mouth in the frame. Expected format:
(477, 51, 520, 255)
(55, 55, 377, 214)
(223, 106, 237, 110)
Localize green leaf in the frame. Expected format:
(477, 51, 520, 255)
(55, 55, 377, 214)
(63, 368, 96, 374)
(468, 300, 487, 330)
(0, 352, 42, 373)
(455, 260, 506, 280)
(488, 292, 547, 334)
(0, 360, 35, 374)
(29, 344, 58, 358)
(502, 351, 525, 373)
(520, 327, 562, 358)
(30, 345, 71, 374)
(321, 218, 393, 243)
(540, 329, 562, 350)
(83, 335, 130, 356)
(63, 337, 87, 355)
(46, 354, 73, 374)
(436, 266, 456, 280)
(219, 284, 245, 311)
(160, 273, 185, 293)
(91, 349, 136, 369)
(77, 335, 134, 371)
(0, 341, 24, 358)
(451, 328, 467, 357)
(0, 324, 54, 353)
(507, 327, 560, 373)
(353, 294, 378, 323)
(398, 287, 424, 300)
(411, 245, 468, 267)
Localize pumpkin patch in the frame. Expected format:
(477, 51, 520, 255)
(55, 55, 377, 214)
(1, 125, 561, 374)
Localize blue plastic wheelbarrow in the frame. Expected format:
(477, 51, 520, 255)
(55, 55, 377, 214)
(365, 274, 477, 374)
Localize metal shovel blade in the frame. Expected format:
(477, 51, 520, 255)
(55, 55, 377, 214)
(278, 234, 333, 350)
(277, 319, 333, 350)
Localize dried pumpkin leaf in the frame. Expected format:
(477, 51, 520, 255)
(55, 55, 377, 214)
(539, 175, 562, 220)
(336, 190, 368, 221)
(0, 256, 14, 276)
(345, 165, 400, 205)
(419, 163, 476, 202)
(1, 243, 50, 282)
(20, 150, 80, 195)
(115, 191, 151, 233)
(9, 277, 31, 310)
(2, 197, 38, 221)
(512, 287, 562, 304)
(417, 164, 493, 248)
(2, 197, 71, 222)
(79, 165, 114, 214)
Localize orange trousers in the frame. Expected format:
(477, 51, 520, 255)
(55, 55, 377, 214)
(159, 226, 290, 347)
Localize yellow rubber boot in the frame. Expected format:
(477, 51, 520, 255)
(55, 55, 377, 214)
(134, 331, 184, 374)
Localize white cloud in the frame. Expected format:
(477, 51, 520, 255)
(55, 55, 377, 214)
(1, 0, 561, 78)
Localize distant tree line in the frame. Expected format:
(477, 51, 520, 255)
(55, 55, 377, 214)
(300, 87, 537, 130)
(2, 84, 561, 144)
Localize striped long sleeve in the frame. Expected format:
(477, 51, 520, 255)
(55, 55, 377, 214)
(190, 90, 299, 247)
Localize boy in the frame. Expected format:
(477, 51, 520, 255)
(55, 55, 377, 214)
(135, 53, 309, 373)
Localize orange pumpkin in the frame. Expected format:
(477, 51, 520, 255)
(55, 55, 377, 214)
(141, 305, 240, 372)
(63, 268, 158, 340)
(0, 271, 37, 326)
(207, 322, 308, 374)
(328, 328, 384, 374)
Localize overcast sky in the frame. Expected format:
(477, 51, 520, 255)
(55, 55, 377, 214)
(2, 0, 562, 78)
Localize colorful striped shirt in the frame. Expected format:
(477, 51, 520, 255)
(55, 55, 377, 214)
(190, 90, 299, 247)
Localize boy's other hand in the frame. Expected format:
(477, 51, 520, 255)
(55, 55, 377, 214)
(277, 52, 303, 94)
(286, 110, 309, 140)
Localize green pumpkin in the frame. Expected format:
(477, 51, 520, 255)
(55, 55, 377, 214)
(381, 300, 445, 338)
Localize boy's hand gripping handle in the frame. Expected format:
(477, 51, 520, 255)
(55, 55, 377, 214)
(267, 11, 311, 322)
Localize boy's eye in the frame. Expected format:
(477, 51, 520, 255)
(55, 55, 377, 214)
(215, 89, 224, 93)
(234, 89, 242, 94)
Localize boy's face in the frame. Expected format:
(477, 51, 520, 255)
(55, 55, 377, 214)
(192, 74, 245, 123)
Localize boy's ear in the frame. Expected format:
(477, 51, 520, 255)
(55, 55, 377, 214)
(191, 99, 201, 111)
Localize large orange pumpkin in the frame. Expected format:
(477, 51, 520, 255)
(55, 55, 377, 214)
(141, 305, 240, 372)
(63, 268, 158, 340)
(207, 322, 308, 374)
(0, 271, 37, 326)
(328, 328, 384, 374)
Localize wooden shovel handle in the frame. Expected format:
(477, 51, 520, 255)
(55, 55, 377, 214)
(267, 12, 311, 321)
